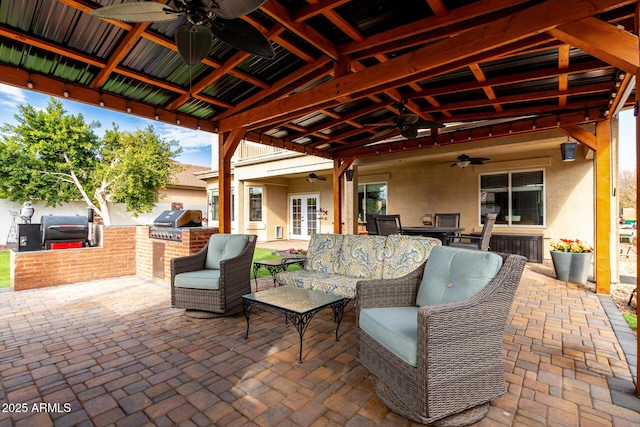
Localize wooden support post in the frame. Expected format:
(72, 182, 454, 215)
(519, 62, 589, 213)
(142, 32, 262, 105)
(218, 128, 244, 234)
(332, 158, 355, 234)
(633, 3, 640, 397)
(595, 120, 611, 294)
(333, 160, 343, 234)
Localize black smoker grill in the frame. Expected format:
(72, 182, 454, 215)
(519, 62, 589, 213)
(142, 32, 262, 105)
(149, 210, 202, 241)
(41, 215, 89, 250)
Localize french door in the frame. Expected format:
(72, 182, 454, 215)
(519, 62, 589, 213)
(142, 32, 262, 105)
(289, 194, 319, 240)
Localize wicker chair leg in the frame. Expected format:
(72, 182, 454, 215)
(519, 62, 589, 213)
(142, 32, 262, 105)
(371, 376, 489, 426)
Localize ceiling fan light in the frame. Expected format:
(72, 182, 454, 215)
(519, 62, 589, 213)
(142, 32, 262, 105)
(457, 160, 471, 168)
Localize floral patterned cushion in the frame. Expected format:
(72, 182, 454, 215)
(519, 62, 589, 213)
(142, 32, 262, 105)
(306, 234, 344, 274)
(338, 235, 388, 279)
(276, 269, 361, 299)
(382, 234, 441, 279)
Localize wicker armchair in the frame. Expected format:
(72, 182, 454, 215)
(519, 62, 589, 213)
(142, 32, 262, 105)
(171, 234, 257, 317)
(356, 246, 526, 425)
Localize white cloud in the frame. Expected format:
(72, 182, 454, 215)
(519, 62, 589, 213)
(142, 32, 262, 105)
(0, 83, 28, 107)
(155, 122, 217, 149)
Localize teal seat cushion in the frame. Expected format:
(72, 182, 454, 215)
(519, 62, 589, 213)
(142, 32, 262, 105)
(359, 307, 419, 366)
(174, 269, 221, 290)
(205, 234, 248, 270)
(416, 246, 503, 306)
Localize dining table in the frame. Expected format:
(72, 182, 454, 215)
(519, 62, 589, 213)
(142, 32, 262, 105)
(402, 226, 465, 245)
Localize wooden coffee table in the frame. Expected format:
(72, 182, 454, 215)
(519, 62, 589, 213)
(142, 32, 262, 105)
(242, 287, 349, 363)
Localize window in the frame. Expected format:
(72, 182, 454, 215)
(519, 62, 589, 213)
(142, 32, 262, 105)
(208, 189, 234, 221)
(249, 187, 263, 222)
(358, 183, 387, 220)
(480, 170, 544, 226)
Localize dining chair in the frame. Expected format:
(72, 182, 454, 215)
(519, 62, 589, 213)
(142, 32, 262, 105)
(449, 213, 498, 250)
(374, 214, 403, 236)
(365, 214, 379, 235)
(434, 213, 461, 228)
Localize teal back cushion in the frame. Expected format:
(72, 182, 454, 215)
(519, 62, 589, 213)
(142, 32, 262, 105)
(205, 234, 249, 270)
(416, 246, 503, 306)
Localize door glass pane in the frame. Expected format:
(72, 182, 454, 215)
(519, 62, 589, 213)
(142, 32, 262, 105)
(306, 197, 318, 236)
(249, 187, 262, 221)
(292, 198, 301, 235)
(209, 190, 218, 221)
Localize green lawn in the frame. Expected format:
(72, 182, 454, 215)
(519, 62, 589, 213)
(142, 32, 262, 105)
(0, 248, 297, 288)
(623, 312, 637, 331)
(0, 252, 9, 288)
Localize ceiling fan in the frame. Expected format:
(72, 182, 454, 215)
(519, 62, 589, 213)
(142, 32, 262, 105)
(91, 0, 275, 65)
(306, 173, 327, 183)
(451, 154, 490, 168)
(364, 103, 444, 140)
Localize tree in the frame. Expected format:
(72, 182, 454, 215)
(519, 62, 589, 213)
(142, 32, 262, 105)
(619, 169, 636, 210)
(0, 97, 182, 225)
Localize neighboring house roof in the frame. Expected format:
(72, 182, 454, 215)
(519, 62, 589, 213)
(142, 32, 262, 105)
(167, 162, 210, 190)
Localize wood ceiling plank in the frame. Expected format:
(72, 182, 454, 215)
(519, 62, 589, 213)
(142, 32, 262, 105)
(469, 63, 503, 112)
(215, 58, 332, 120)
(558, 44, 570, 107)
(262, 0, 339, 60)
(91, 23, 149, 89)
(293, 0, 351, 22)
(549, 16, 639, 74)
(0, 26, 105, 68)
(426, 0, 449, 18)
(220, 0, 629, 133)
(339, 0, 530, 56)
(420, 82, 611, 113)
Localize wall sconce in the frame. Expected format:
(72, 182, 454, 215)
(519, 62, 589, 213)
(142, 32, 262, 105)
(560, 140, 578, 161)
(345, 169, 355, 181)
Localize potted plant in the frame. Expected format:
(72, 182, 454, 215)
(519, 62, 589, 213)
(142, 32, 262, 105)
(549, 239, 593, 284)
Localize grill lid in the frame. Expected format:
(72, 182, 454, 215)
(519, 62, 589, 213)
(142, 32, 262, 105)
(153, 210, 202, 227)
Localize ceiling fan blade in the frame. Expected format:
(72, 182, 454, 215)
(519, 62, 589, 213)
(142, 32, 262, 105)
(175, 25, 213, 65)
(213, 0, 268, 19)
(414, 119, 445, 129)
(395, 114, 419, 126)
(209, 19, 275, 59)
(91, 2, 177, 23)
(363, 123, 393, 127)
(369, 127, 397, 140)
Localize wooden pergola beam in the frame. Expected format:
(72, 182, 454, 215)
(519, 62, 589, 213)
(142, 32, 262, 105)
(219, 0, 629, 133)
(549, 17, 640, 75)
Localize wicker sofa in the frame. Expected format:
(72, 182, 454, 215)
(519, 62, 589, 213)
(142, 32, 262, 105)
(356, 246, 527, 425)
(276, 233, 441, 300)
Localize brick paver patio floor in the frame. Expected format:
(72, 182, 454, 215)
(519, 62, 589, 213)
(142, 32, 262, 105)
(1, 264, 639, 426)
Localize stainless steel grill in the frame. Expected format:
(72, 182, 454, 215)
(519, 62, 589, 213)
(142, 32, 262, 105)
(149, 210, 202, 241)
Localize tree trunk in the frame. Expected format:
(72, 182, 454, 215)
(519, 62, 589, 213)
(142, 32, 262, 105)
(94, 190, 112, 226)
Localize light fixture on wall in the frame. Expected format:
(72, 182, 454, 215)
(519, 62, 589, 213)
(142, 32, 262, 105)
(560, 139, 578, 161)
(345, 169, 355, 181)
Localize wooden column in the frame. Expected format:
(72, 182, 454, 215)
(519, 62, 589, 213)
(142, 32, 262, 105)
(595, 120, 612, 294)
(333, 157, 355, 234)
(218, 128, 244, 234)
(634, 3, 640, 397)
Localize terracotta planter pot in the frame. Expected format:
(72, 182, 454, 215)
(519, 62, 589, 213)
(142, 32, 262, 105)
(550, 251, 593, 284)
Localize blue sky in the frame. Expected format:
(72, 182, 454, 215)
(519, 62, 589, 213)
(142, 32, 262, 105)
(0, 83, 213, 168)
(0, 82, 636, 170)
